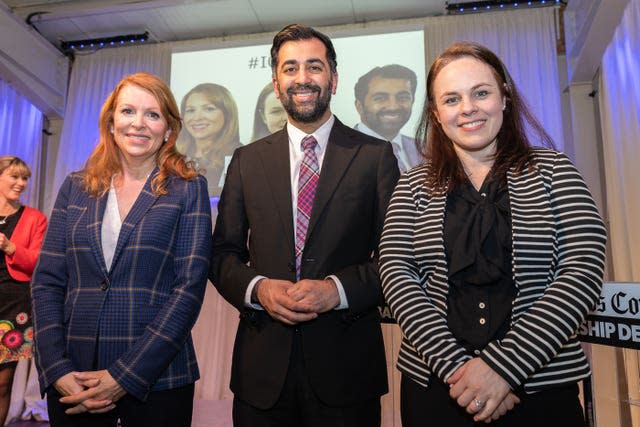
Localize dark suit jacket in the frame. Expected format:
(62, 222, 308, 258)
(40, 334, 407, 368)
(32, 171, 212, 400)
(210, 118, 399, 409)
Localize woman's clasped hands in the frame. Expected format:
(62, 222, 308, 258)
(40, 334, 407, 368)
(448, 358, 520, 423)
(54, 370, 126, 415)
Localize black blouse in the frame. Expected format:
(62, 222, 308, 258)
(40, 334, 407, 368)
(0, 205, 26, 285)
(443, 176, 516, 355)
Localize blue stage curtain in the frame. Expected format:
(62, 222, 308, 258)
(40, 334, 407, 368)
(0, 79, 43, 208)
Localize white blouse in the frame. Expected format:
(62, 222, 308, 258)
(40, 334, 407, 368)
(101, 182, 122, 270)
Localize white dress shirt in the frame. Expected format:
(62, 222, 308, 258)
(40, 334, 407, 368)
(244, 115, 348, 309)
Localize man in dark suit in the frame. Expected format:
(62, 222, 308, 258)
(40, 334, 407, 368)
(210, 24, 399, 427)
(354, 64, 421, 172)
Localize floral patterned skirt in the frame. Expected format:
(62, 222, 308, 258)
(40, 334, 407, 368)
(0, 280, 33, 364)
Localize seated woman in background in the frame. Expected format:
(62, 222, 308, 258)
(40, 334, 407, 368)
(0, 156, 47, 427)
(250, 82, 287, 142)
(177, 82, 242, 197)
(379, 41, 606, 427)
(31, 72, 211, 427)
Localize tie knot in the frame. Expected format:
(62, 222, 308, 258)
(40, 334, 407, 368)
(301, 135, 317, 151)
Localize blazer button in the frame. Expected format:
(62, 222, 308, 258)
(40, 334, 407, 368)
(288, 262, 295, 272)
(101, 279, 110, 291)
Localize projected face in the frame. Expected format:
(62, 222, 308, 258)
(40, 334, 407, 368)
(262, 91, 287, 133)
(432, 57, 505, 158)
(183, 92, 225, 144)
(356, 76, 414, 141)
(273, 38, 338, 130)
(112, 84, 170, 165)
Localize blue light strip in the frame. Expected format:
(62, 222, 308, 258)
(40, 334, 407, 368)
(61, 31, 149, 54)
(446, 0, 564, 15)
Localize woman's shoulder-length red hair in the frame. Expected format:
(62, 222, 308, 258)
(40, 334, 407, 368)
(83, 72, 197, 197)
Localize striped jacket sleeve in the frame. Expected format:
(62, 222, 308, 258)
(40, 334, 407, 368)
(480, 151, 607, 389)
(380, 168, 471, 382)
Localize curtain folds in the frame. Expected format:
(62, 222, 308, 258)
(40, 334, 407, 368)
(0, 79, 43, 207)
(599, 0, 640, 283)
(598, 1, 640, 424)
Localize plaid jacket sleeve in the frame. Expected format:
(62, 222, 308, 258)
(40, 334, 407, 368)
(32, 175, 77, 391)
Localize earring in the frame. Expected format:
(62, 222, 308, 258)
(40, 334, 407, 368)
(109, 126, 114, 134)
(502, 103, 506, 111)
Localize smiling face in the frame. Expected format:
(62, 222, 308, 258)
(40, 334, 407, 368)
(262, 91, 288, 133)
(356, 76, 414, 140)
(112, 84, 170, 165)
(432, 56, 505, 160)
(183, 92, 225, 144)
(273, 38, 338, 132)
(0, 166, 28, 204)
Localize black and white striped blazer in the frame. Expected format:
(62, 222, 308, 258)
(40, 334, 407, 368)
(379, 148, 607, 392)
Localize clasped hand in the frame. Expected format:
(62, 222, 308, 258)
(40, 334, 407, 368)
(255, 278, 341, 325)
(0, 232, 15, 255)
(447, 358, 520, 423)
(54, 370, 126, 415)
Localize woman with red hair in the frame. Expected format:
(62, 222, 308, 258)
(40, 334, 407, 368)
(32, 72, 211, 427)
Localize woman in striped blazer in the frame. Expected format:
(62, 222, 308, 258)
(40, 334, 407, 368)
(379, 42, 606, 427)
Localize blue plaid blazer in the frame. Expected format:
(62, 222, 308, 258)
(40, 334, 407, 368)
(32, 170, 211, 400)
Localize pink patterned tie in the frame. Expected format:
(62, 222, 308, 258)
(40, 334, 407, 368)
(296, 135, 319, 279)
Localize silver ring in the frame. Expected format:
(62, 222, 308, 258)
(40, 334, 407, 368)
(474, 398, 485, 410)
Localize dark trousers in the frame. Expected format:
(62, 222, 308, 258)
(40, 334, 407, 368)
(47, 383, 194, 427)
(401, 375, 586, 427)
(233, 333, 381, 427)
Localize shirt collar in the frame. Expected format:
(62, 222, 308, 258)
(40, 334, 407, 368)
(356, 122, 403, 145)
(287, 115, 335, 152)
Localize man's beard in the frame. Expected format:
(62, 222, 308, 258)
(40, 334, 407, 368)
(364, 107, 411, 138)
(280, 82, 332, 123)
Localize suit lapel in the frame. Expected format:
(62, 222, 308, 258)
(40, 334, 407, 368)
(86, 192, 109, 273)
(307, 120, 359, 237)
(258, 131, 295, 254)
(110, 169, 160, 270)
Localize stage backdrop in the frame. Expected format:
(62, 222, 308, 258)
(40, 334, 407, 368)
(170, 30, 425, 200)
